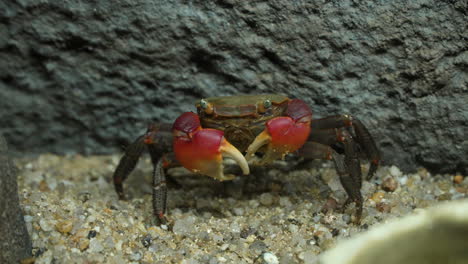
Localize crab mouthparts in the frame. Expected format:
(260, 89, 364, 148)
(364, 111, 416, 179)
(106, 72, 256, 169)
(173, 128, 249, 181)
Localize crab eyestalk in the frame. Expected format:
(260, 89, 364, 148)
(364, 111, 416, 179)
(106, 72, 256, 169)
(172, 112, 249, 181)
(246, 99, 312, 164)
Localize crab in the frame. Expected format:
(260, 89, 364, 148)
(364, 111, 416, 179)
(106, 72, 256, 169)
(113, 94, 380, 224)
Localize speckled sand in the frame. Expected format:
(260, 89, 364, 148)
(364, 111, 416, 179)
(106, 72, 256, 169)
(16, 154, 466, 263)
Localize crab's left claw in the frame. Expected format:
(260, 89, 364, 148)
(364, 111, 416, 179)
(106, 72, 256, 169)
(173, 112, 249, 181)
(246, 99, 312, 164)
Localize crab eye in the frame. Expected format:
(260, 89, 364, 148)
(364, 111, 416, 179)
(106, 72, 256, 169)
(199, 99, 214, 114)
(258, 99, 272, 114)
(200, 99, 208, 109)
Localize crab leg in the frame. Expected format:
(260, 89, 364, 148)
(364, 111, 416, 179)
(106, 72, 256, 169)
(173, 112, 249, 181)
(113, 135, 146, 200)
(152, 157, 168, 224)
(311, 115, 380, 179)
(113, 123, 172, 200)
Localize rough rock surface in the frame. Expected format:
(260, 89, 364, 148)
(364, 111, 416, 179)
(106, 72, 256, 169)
(0, 0, 467, 173)
(0, 134, 32, 263)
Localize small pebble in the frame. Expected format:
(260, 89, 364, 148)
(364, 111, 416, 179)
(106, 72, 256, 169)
(32, 247, 46, 257)
(240, 227, 256, 239)
(279, 196, 293, 207)
(417, 167, 429, 178)
(342, 214, 351, 224)
(259, 193, 274, 206)
(55, 220, 73, 234)
(331, 228, 340, 237)
(249, 240, 267, 254)
(321, 198, 338, 213)
(233, 207, 244, 216)
(141, 235, 152, 247)
(376, 202, 392, 213)
(454, 175, 464, 184)
(370, 191, 385, 203)
(39, 180, 50, 192)
(77, 192, 91, 203)
(288, 224, 298, 233)
(88, 238, 103, 253)
(39, 219, 54, 232)
(173, 216, 196, 236)
(262, 252, 279, 264)
(220, 243, 229, 250)
(87, 230, 97, 239)
(78, 239, 90, 251)
(129, 252, 142, 261)
(389, 165, 402, 177)
(382, 176, 398, 192)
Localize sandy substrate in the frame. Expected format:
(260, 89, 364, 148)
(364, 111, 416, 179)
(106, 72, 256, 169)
(16, 154, 466, 264)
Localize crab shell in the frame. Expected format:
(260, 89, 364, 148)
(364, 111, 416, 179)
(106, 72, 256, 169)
(196, 94, 294, 153)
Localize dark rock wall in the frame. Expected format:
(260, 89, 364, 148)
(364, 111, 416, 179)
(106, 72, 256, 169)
(0, 0, 466, 173)
(0, 134, 31, 262)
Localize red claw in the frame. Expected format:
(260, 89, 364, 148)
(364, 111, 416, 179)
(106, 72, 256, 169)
(172, 112, 201, 133)
(172, 112, 249, 180)
(173, 112, 215, 173)
(285, 99, 313, 122)
(266, 116, 311, 153)
(246, 99, 312, 163)
(268, 99, 312, 154)
(174, 128, 224, 173)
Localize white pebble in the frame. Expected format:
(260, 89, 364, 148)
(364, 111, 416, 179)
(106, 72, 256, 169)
(262, 252, 279, 264)
(398, 175, 408, 185)
(129, 252, 142, 261)
(39, 219, 54, 232)
(249, 199, 260, 208)
(173, 216, 196, 235)
(288, 224, 298, 233)
(233, 207, 244, 216)
(115, 240, 123, 251)
(389, 165, 402, 177)
(279, 197, 293, 208)
(259, 193, 274, 206)
(220, 243, 229, 250)
(89, 238, 104, 253)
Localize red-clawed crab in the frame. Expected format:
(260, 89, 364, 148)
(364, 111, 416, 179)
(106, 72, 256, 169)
(113, 94, 380, 224)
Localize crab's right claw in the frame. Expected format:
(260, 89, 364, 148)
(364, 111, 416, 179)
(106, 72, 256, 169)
(246, 99, 312, 164)
(173, 113, 249, 181)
